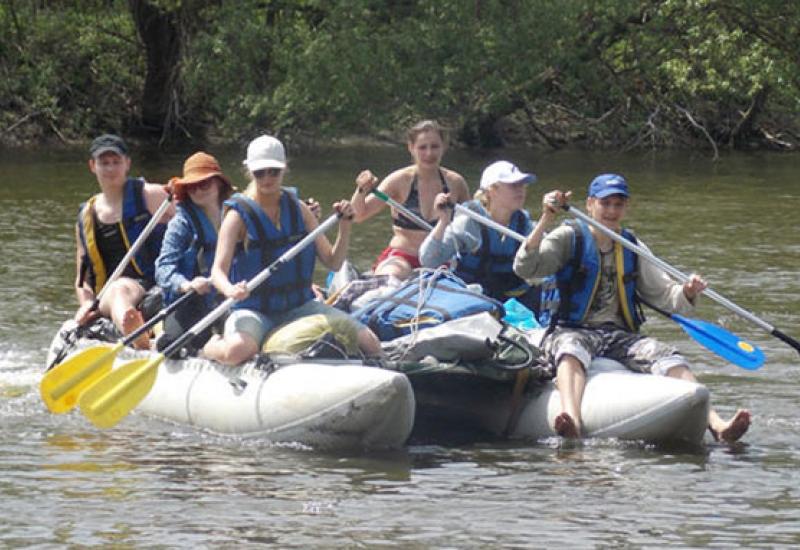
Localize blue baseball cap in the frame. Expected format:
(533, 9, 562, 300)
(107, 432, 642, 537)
(588, 173, 629, 198)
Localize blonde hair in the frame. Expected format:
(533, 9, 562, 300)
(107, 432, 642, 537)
(241, 165, 290, 200)
(474, 187, 491, 208)
(406, 119, 448, 145)
(244, 180, 257, 200)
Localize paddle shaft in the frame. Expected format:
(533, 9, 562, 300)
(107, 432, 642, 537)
(95, 192, 173, 304)
(564, 205, 800, 354)
(454, 204, 525, 243)
(371, 189, 434, 231)
(47, 289, 196, 399)
(161, 213, 342, 358)
(45, 193, 172, 371)
(44, 286, 196, 386)
(122, 287, 197, 345)
(370, 188, 471, 262)
(459, 203, 765, 368)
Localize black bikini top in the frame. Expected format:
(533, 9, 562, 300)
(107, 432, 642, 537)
(392, 169, 450, 230)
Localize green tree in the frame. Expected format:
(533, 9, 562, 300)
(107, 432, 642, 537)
(1, 0, 799, 153)
(1, 0, 141, 143)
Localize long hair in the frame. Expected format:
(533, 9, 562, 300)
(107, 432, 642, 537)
(242, 167, 290, 201)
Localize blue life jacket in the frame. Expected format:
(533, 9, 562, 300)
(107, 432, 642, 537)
(225, 192, 315, 314)
(77, 178, 164, 293)
(539, 220, 642, 331)
(353, 270, 505, 341)
(454, 204, 540, 313)
(163, 201, 219, 307)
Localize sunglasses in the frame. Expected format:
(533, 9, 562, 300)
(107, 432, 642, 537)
(253, 167, 283, 178)
(187, 178, 215, 191)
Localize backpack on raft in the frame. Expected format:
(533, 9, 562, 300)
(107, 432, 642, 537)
(262, 313, 360, 358)
(352, 269, 505, 341)
(383, 312, 554, 383)
(382, 311, 505, 363)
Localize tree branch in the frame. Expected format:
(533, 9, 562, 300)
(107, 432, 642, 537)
(675, 104, 719, 160)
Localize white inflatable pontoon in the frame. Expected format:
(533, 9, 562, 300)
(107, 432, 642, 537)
(385, 322, 710, 446)
(46, 322, 415, 451)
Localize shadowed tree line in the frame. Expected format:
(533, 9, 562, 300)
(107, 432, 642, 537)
(1, 0, 799, 157)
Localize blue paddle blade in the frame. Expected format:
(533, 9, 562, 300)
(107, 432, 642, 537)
(672, 314, 765, 370)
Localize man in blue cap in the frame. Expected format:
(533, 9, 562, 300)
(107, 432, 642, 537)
(513, 173, 750, 442)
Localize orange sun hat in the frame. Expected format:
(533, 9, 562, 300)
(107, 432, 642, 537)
(169, 152, 234, 202)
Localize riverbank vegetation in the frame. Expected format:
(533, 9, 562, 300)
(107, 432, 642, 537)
(2, 1, 798, 157)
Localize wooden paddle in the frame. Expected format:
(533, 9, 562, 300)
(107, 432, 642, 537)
(563, 204, 800, 358)
(454, 203, 766, 370)
(77, 212, 342, 429)
(40, 288, 197, 413)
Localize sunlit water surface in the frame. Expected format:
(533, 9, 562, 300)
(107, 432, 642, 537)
(1, 146, 798, 547)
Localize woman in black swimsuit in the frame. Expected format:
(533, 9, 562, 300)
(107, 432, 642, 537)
(351, 120, 470, 280)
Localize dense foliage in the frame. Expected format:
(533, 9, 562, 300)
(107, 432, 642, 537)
(2, 0, 798, 156)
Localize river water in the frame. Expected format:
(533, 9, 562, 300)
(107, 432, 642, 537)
(1, 145, 799, 547)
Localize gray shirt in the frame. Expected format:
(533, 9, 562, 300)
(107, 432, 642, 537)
(418, 201, 485, 267)
(513, 223, 695, 327)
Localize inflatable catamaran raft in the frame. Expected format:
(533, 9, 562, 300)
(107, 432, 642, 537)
(379, 314, 710, 445)
(47, 306, 710, 448)
(45, 321, 416, 451)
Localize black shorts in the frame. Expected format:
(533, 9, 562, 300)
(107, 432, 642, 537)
(138, 284, 163, 321)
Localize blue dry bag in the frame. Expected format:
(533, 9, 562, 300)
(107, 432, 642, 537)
(353, 270, 505, 341)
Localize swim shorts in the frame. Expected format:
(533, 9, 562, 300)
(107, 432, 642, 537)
(373, 246, 421, 271)
(542, 325, 687, 376)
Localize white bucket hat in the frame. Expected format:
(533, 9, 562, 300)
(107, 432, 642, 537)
(479, 160, 536, 190)
(243, 135, 286, 171)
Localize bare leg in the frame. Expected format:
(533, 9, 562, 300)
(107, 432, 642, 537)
(356, 327, 383, 357)
(667, 365, 751, 442)
(202, 332, 260, 366)
(554, 354, 585, 438)
(99, 278, 148, 349)
(374, 257, 413, 280)
(121, 308, 149, 350)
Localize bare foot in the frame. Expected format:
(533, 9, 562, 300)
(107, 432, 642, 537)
(711, 409, 751, 443)
(554, 412, 580, 438)
(122, 308, 150, 350)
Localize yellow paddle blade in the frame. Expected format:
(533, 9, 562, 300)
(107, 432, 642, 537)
(40, 343, 123, 413)
(78, 354, 165, 429)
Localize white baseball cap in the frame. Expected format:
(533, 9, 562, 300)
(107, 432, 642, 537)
(479, 160, 536, 190)
(243, 135, 286, 171)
